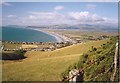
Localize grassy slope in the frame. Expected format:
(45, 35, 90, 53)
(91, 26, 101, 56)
(61, 36, 118, 81)
(84, 37, 118, 81)
(2, 39, 109, 81)
(25, 39, 108, 58)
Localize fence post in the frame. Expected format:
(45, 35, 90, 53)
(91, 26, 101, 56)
(69, 69, 79, 83)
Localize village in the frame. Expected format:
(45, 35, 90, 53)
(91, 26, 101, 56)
(1, 35, 109, 52)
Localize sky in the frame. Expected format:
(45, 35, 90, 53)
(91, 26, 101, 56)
(1, 0, 120, 2)
(1, 2, 118, 26)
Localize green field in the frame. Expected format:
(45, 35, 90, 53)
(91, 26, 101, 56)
(3, 42, 22, 49)
(2, 39, 109, 81)
(3, 42, 53, 50)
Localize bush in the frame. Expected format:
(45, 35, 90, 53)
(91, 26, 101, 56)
(91, 46, 97, 51)
(2, 50, 26, 60)
(84, 54, 88, 58)
(14, 50, 26, 55)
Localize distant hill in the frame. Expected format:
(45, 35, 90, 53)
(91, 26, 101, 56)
(48, 24, 118, 32)
(4, 24, 118, 32)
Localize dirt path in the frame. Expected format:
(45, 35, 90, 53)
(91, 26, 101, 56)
(110, 42, 118, 81)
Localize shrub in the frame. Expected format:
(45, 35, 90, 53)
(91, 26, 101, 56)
(2, 50, 26, 60)
(84, 54, 88, 58)
(91, 46, 97, 51)
(14, 50, 26, 55)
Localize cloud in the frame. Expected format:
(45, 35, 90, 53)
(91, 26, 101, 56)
(3, 11, 117, 26)
(28, 11, 65, 20)
(54, 6, 64, 11)
(29, 15, 37, 20)
(68, 11, 105, 23)
(7, 15, 16, 18)
(11, 11, 62, 25)
(26, 11, 116, 26)
(1, 1, 12, 6)
(86, 4, 96, 9)
(69, 11, 89, 20)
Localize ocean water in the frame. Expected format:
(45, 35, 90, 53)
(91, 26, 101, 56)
(2, 26, 57, 42)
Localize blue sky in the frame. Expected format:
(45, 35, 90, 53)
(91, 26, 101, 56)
(2, 0, 120, 2)
(2, 2, 118, 26)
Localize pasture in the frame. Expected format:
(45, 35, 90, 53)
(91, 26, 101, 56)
(2, 39, 109, 81)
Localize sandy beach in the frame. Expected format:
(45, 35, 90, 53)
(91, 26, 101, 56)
(29, 28, 75, 43)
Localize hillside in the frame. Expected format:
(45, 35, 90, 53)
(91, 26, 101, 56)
(61, 36, 118, 81)
(2, 39, 109, 81)
(25, 39, 108, 58)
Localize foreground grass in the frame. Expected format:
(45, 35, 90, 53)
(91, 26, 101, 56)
(3, 54, 80, 81)
(2, 39, 109, 81)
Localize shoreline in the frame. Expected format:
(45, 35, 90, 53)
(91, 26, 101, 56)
(3, 26, 75, 43)
(28, 28, 63, 42)
(28, 28, 75, 43)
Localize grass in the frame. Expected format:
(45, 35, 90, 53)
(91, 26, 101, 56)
(2, 39, 109, 81)
(3, 54, 80, 81)
(22, 44, 38, 49)
(61, 36, 118, 81)
(49, 30, 117, 38)
(3, 42, 21, 49)
(25, 39, 109, 58)
(3, 42, 53, 49)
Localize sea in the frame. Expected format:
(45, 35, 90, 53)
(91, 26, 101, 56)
(2, 26, 57, 42)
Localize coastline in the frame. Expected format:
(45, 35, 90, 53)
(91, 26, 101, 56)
(28, 28, 75, 43)
(28, 28, 63, 42)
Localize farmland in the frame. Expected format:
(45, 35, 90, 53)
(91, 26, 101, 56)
(2, 39, 109, 81)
